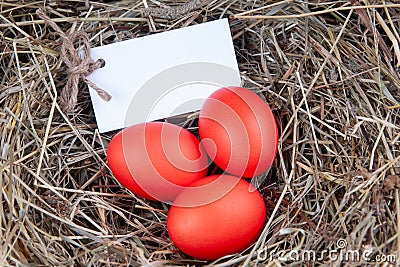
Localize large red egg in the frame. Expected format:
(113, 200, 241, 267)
(167, 175, 266, 260)
(107, 122, 208, 202)
(199, 87, 278, 178)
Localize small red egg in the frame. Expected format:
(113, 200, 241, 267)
(199, 87, 278, 178)
(107, 122, 208, 202)
(167, 174, 266, 260)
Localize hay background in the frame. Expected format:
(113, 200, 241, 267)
(1, 0, 400, 266)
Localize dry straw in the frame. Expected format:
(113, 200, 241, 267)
(1, 0, 400, 266)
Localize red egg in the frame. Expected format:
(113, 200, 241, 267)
(199, 87, 278, 178)
(167, 174, 266, 260)
(107, 122, 208, 202)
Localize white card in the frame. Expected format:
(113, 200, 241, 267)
(87, 18, 241, 133)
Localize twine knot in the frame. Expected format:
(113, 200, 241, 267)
(66, 57, 104, 76)
(36, 9, 112, 112)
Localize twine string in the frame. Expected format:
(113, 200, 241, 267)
(36, 9, 111, 112)
(142, 0, 212, 19)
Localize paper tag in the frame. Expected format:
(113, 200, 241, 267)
(87, 18, 241, 133)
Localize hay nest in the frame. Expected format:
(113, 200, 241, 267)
(1, 0, 400, 266)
